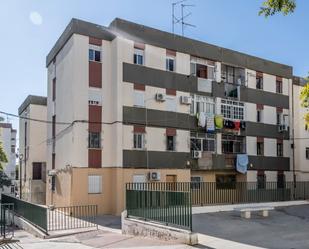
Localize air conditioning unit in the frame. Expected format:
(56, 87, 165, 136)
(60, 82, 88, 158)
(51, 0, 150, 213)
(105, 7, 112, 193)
(180, 96, 192, 105)
(149, 172, 161, 181)
(155, 93, 166, 102)
(48, 170, 57, 176)
(192, 150, 202, 159)
(278, 124, 288, 132)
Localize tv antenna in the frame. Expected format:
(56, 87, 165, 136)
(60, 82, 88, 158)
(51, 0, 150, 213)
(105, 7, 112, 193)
(172, 0, 196, 36)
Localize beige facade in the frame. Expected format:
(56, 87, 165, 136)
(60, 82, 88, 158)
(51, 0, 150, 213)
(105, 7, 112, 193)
(18, 96, 47, 204)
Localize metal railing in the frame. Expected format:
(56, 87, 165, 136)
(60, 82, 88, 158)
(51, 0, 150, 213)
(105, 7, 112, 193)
(1, 194, 47, 233)
(126, 182, 192, 231)
(0, 203, 14, 239)
(47, 205, 98, 231)
(190, 181, 309, 206)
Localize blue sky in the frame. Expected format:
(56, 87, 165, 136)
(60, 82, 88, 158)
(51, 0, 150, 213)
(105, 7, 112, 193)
(0, 0, 308, 135)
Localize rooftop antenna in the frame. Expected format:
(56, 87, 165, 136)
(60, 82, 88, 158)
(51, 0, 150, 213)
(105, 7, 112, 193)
(172, 0, 187, 34)
(181, 3, 196, 36)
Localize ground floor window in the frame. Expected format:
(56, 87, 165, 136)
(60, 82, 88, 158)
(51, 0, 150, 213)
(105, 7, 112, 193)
(191, 176, 202, 189)
(277, 171, 285, 189)
(257, 171, 266, 189)
(88, 175, 102, 194)
(216, 174, 236, 189)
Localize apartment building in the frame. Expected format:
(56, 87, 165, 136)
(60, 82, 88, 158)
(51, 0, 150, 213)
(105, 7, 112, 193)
(0, 122, 17, 194)
(293, 76, 309, 181)
(45, 18, 293, 215)
(18, 95, 47, 204)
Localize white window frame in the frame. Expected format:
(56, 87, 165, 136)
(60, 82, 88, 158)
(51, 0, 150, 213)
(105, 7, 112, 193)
(133, 133, 145, 150)
(190, 57, 215, 80)
(191, 95, 215, 115)
(134, 48, 144, 65)
(221, 99, 244, 120)
(89, 45, 101, 62)
(166, 56, 175, 72)
(190, 133, 216, 152)
(88, 175, 102, 194)
(134, 90, 145, 107)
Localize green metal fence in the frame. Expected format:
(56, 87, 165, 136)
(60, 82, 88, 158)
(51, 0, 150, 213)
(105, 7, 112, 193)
(191, 181, 309, 206)
(1, 194, 47, 233)
(126, 183, 192, 231)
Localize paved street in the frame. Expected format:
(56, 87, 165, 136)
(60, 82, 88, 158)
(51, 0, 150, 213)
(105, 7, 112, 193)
(193, 204, 309, 249)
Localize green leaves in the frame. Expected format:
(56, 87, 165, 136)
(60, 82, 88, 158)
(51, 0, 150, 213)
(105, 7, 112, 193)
(259, 0, 296, 17)
(300, 81, 309, 126)
(0, 141, 8, 171)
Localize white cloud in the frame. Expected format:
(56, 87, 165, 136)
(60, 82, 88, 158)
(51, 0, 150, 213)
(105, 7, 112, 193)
(29, 11, 43, 26)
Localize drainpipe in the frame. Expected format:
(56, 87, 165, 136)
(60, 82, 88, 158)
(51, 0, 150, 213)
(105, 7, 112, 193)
(291, 81, 296, 197)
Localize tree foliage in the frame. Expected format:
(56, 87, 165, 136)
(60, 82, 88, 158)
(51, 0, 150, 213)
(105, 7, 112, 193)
(300, 81, 309, 126)
(259, 0, 296, 17)
(0, 171, 12, 190)
(0, 141, 8, 171)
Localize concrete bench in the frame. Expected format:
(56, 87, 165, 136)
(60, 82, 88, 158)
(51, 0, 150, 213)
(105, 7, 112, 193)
(234, 206, 274, 219)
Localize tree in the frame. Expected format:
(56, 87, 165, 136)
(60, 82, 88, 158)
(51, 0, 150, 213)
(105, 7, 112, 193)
(0, 141, 8, 171)
(259, 0, 296, 17)
(300, 81, 309, 127)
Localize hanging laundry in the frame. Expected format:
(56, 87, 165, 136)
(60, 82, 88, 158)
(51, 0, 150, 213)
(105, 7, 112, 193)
(223, 120, 235, 129)
(236, 154, 249, 174)
(240, 121, 246, 130)
(234, 121, 240, 130)
(197, 112, 206, 128)
(215, 115, 223, 129)
(206, 113, 215, 132)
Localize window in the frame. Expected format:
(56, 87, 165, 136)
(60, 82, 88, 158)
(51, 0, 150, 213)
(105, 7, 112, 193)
(88, 132, 101, 148)
(216, 175, 236, 189)
(256, 74, 263, 90)
(166, 96, 176, 112)
(222, 135, 245, 154)
(166, 57, 175, 72)
(276, 112, 282, 125)
(257, 171, 266, 189)
(134, 90, 145, 107)
(88, 175, 102, 194)
(133, 133, 145, 149)
(190, 133, 215, 152)
(32, 162, 42, 180)
(277, 172, 285, 189)
(221, 64, 245, 85)
(257, 110, 263, 123)
(52, 78, 56, 101)
(276, 80, 283, 94)
(11, 145, 15, 153)
(166, 136, 175, 151)
(277, 142, 283, 157)
(89, 45, 101, 62)
(257, 142, 264, 156)
(191, 176, 202, 189)
(190, 57, 215, 80)
(221, 99, 244, 120)
(134, 48, 144, 65)
(190, 95, 215, 115)
(306, 147, 309, 160)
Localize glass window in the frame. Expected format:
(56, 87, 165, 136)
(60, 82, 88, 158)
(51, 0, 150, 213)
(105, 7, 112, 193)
(134, 48, 144, 65)
(32, 162, 42, 180)
(190, 133, 215, 152)
(276, 80, 283, 94)
(88, 132, 101, 148)
(133, 133, 145, 149)
(191, 95, 215, 115)
(221, 99, 244, 120)
(277, 142, 283, 157)
(134, 90, 145, 107)
(222, 135, 245, 154)
(257, 172, 266, 189)
(191, 176, 202, 189)
(306, 147, 309, 160)
(257, 142, 264, 156)
(256, 76, 263, 90)
(216, 175, 236, 189)
(277, 172, 285, 188)
(166, 136, 175, 151)
(89, 46, 101, 62)
(166, 57, 175, 72)
(88, 175, 102, 194)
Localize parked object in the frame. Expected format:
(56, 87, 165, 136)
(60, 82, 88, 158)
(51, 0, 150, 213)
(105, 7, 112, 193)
(234, 206, 274, 219)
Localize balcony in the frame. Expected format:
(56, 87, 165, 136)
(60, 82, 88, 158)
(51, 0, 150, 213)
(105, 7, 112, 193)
(197, 78, 212, 93)
(192, 153, 236, 171)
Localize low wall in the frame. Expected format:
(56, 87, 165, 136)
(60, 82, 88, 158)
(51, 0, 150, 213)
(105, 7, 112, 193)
(121, 211, 198, 245)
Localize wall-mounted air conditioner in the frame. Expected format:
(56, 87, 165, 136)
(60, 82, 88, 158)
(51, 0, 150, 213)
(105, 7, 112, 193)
(155, 93, 166, 102)
(180, 96, 192, 105)
(148, 172, 161, 181)
(192, 150, 202, 159)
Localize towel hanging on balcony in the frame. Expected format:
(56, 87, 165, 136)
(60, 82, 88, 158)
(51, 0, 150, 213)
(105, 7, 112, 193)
(197, 112, 206, 127)
(215, 115, 223, 129)
(236, 154, 248, 174)
(206, 113, 215, 132)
